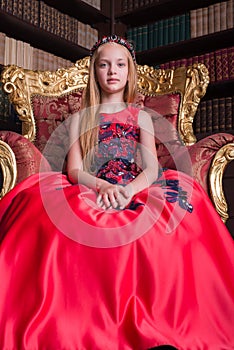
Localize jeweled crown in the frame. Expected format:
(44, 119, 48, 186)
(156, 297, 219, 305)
(90, 35, 136, 62)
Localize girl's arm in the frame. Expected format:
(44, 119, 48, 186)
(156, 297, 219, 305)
(67, 113, 129, 209)
(119, 110, 158, 208)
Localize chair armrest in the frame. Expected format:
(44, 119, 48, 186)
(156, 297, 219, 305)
(0, 131, 51, 197)
(187, 132, 234, 222)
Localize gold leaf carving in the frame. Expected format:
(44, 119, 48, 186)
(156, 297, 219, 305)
(0, 141, 17, 199)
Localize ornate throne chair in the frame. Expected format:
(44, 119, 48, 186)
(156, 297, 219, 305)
(0, 58, 234, 228)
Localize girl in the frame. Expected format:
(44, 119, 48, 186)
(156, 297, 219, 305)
(0, 35, 233, 349)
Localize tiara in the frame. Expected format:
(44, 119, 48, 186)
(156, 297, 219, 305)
(90, 35, 136, 62)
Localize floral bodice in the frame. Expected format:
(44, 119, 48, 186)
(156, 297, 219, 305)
(95, 106, 141, 185)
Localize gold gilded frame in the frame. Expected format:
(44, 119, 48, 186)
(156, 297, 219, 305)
(209, 143, 234, 223)
(2, 57, 209, 145)
(0, 140, 17, 198)
(1, 57, 233, 223)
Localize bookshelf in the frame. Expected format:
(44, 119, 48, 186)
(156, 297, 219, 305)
(115, 0, 228, 25)
(0, 10, 89, 62)
(135, 28, 234, 65)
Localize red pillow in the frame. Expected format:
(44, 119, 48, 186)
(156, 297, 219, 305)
(31, 91, 83, 171)
(143, 93, 182, 168)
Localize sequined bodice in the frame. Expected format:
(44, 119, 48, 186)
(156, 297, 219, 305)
(95, 106, 141, 185)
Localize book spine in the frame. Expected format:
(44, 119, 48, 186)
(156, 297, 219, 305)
(206, 99, 213, 133)
(228, 46, 234, 79)
(179, 13, 186, 41)
(153, 21, 158, 48)
(168, 16, 174, 44)
(212, 98, 219, 132)
(202, 6, 208, 36)
(221, 48, 229, 81)
(194, 103, 201, 134)
(215, 49, 223, 82)
(163, 18, 169, 46)
(174, 15, 180, 42)
(220, 1, 227, 31)
(196, 8, 203, 37)
(209, 51, 216, 83)
(148, 23, 154, 49)
(225, 96, 233, 130)
(200, 100, 207, 133)
(0, 32, 5, 65)
(227, 0, 234, 29)
(190, 9, 197, 38)
(208, 3, 215, 34)
(218, 97, 226, 131)
(141, 24, 148, 51)
(214, 2, 221, 32)
(185, 12, 191, 40)
(157, 20, 163, 47)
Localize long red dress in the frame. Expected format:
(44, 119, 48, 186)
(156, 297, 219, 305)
(0, 106, 233, 350)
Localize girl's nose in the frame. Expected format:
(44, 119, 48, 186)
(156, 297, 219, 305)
(108, 64, 116, 75)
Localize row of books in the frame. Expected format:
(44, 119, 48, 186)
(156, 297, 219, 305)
(190, 0, 233, 38)
(194, 96, 234, 135)
(0, 0, 99, 49)
(0, 32, 73, 71)
(126, 0, 233, 52)
(159, 46, 234, 84)
(39, 1, 98, 48)
(121, 0, 158, 13)
(127, 13, 190, 51)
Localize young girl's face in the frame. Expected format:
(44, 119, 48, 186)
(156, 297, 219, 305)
(95, 43, 129, 98)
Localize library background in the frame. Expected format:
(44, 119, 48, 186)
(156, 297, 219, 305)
(0, 0, 233, 235)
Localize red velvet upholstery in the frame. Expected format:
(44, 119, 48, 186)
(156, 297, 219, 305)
(143, 93, 182, 167)
(187, 133, 234, 192)
(0, 130, 51, 184)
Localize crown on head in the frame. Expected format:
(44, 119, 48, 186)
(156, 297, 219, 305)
(90, 35, 136, 62)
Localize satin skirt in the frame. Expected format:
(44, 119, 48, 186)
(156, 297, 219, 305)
(0, 170, 233, 350)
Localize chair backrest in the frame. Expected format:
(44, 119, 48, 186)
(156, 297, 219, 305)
(1, 57, 209, 171)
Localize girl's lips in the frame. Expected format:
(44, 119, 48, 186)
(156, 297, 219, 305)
(107, 79, 119, 83)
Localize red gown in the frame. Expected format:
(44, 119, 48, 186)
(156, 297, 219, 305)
(0, 106, 234, 350)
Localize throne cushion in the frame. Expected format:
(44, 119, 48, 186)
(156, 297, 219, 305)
(31, 91, 83, 153)
(143, 93, 182, 168)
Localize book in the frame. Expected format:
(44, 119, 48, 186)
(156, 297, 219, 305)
(225, 96, 233, 130)
(190, 9, 197, 38)
(208, 3, 215, 34)
(202, 7, 208, 36)
(218, 97, 226, 131)
(227, 0, 234, 29)
(221, 48, 229, 81)
(214, 2, 221, 32)
(206, 99, 213, 133)
(0, 32, 5, 65)
(179, 13, 186, 41)
(220, 1, 227, 31)
(212, 98, 219, 132)
(215, 49, 223, 82)
(196, 8, 203, 37)
(228, 46, 234, 79)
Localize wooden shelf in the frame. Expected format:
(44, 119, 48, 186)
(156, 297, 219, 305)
(204, 80, 234, 100)
(0, 11, 89, 62)
(136, 29, 234, 65)
(116, 0, 227, 26)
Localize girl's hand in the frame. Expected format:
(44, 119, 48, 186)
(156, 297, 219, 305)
(96, 182, 131, 210)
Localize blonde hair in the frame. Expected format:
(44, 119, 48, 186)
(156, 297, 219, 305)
(79, 42, 138, 173)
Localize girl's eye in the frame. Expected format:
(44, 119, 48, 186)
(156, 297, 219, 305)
(98, 63, 107, 68)
(118, 63, 126, 67)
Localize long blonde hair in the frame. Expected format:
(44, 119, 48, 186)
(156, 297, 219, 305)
(79, 42, 138, 173)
